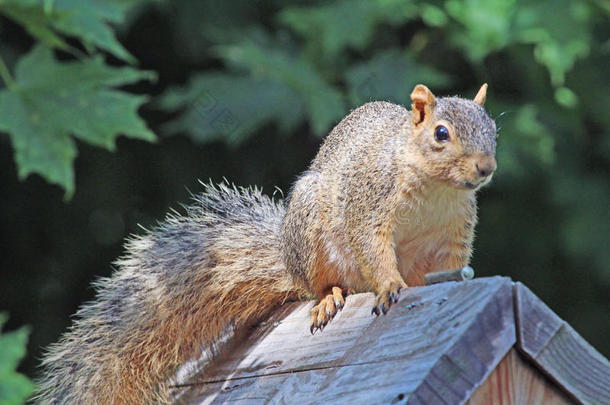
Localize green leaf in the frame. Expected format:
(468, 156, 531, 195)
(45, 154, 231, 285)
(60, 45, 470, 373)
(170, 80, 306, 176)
(420, 4, 448, 27)
(513, 0, 593, 87)
(166, 0, 267, 63)
(437, 0, 596, 88)
(0, 0, 68, 50)
(554, 86, 578, 108)
(51, 0, 142, 62)
(158, 73, 304, 144)
(0, 313, 35, 405)
(346, 49, 451, 107)
(0, 46, 155, 198)
(444, 0, 515, 61)
(280, 0, 418, 56)
(0, 0, 144, 62)
(217, 41, 345, 135)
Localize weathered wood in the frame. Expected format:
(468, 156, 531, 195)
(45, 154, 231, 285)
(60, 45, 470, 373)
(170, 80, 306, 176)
(467, 348, 574, 405)
(407, 278, 515, 405)
(178, 277, 515, 404)
(424, 266, 474, 285)
(514, 282, 610, 405)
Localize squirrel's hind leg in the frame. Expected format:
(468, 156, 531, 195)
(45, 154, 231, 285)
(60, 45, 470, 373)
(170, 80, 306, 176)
(310, 286, 345, 334)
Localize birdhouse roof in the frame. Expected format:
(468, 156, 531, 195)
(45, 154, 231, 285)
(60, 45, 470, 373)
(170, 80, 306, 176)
(173, 277, 610, 404)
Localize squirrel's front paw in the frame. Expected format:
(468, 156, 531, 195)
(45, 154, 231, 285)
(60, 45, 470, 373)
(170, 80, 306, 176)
(310, 286, 344, 334)
(372, 279, 407, 316)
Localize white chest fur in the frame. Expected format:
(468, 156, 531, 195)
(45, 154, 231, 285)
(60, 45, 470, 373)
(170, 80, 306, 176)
(393, 184, 472, 281)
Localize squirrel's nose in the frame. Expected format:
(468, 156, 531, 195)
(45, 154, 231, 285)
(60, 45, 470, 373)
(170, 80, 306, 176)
(475, 156, 497, 178)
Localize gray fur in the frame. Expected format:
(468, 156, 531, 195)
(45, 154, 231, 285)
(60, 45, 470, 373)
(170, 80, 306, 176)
(36, 182, 305, 404)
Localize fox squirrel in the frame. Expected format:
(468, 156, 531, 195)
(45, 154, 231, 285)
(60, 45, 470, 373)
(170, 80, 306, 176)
(36, 84, 497, 404)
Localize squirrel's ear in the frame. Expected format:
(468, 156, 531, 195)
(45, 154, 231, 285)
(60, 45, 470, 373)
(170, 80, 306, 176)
(410, 84, 436, 126)
(474, 83, 488, 106)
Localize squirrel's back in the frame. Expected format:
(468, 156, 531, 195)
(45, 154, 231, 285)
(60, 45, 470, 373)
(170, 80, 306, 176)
(311, 101, 409, 173)
(36, 183, 306, 404)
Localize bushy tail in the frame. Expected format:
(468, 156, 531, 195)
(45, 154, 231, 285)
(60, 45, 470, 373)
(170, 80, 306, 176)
(36, 182, 307, 404)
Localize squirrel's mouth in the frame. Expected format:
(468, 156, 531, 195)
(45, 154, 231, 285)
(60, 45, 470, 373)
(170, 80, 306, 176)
(461, 173, 494, 191)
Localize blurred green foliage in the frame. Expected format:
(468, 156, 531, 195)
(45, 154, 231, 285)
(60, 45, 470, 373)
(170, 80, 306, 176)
(0, 314, 33, 405)
(0, 46, 155, 198)
(0, 0, 155, 198)
(0, 0, 608, 395)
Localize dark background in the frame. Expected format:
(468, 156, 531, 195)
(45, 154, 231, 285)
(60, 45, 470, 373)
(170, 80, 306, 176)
(0, 0, 608, 382)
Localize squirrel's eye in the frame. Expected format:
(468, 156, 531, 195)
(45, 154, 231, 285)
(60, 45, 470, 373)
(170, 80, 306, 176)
(434, 125, 450, 142)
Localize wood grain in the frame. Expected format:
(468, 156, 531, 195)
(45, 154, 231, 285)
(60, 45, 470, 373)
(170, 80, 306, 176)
(177, 277, 515, 404)
(514, 282, 610, 405)
(467, 348, 574, 405)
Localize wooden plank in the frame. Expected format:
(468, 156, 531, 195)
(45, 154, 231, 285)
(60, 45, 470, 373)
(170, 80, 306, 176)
(514, 282, 610, 405)
(467, 348, 574, 405)
(177, 277, 516, 404)
(406, 278, 515, 404)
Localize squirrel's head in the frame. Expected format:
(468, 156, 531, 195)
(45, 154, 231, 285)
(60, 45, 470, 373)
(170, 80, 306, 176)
(408, 84, 497, 191)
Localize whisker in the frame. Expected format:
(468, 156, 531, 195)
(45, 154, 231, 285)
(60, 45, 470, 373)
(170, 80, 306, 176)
(494, 110, 513, 120)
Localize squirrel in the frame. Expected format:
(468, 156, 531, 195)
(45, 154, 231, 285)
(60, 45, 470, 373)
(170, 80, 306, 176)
(36, 84, 497, 404)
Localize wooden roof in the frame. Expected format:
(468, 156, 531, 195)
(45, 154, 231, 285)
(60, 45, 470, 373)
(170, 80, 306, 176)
(172, 277, 610, 404)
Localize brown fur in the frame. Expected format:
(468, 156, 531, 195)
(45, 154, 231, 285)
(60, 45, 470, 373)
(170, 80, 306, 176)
(37, 84, 496, 403)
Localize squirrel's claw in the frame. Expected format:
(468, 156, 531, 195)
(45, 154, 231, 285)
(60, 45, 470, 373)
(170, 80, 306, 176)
(390, 290, 400, 303)
(309, 287, 345, 334)
(331, 286, 344, 310)
(372, 301, 388, 316)
(372, 281, 406, 316)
